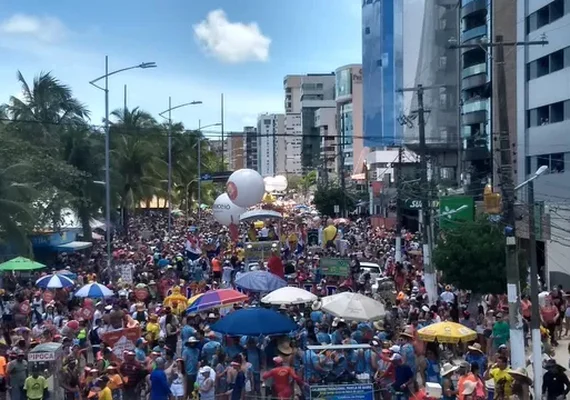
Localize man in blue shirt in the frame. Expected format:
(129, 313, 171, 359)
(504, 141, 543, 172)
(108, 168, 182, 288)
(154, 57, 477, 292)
(182, 337, 201, 397)
(391, 354, 414, 399)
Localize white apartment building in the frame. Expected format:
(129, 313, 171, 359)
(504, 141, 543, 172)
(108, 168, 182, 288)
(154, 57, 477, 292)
(284, 75, 303, 175)
(516, 0, 570, 287)
(257, 113, 285, 177)
(314, 107, 338, 176)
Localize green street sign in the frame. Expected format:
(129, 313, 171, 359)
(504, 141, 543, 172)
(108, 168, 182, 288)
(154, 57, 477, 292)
(439, 195, 475, 228)
(319, 258, 350, 277)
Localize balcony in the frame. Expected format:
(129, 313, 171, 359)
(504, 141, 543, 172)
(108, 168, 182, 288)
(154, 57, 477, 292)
(462, 99, 489, 114)
(461, 0, 487, 18)
(462, 63, 487, 79)
(461, 25, 486, 43)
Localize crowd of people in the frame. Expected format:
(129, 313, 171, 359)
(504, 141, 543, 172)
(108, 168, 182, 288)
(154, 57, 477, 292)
(0, 206, 568, 400)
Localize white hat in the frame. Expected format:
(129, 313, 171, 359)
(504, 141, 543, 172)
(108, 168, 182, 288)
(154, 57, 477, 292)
(104, 305, 112, 311)
(208, 313, 217, 319)
(462, 381, 476, 395)
(389, 353, 402, 361)
(421, 305, 430, 312)
(331, 317, 345, 327)
(389, 345, 401, 353)
(187, 336, 199, 343)
(441, 363, 459, 377)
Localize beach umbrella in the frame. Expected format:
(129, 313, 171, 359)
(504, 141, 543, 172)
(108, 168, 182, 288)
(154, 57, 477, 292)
(320, 292, 386, 322)
(0, 257, 45, 271)
(186, 289, 248, 314)
(210, 307, 297, 336)
(75, 282, 114, 298)
(417, 321, 477, 344)
(35, 273, 74, 289)
(261, 287, 317, 305)
(235, 271, 287, 292)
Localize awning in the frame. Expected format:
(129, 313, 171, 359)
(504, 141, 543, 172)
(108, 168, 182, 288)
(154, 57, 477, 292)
(55, 241, 93, 252)
(240, 209, 283, 222)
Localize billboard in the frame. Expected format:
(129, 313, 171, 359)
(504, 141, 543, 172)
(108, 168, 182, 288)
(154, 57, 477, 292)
(439, 196, 475, 228)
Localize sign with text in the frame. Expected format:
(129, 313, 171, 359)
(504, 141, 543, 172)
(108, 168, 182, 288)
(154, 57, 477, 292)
(101, 327, 142, 361)
(310, 384, 374, 400)
(244, 241, 279, 261)
(319, 258, 350, 277)
(439, 195, 475, 228)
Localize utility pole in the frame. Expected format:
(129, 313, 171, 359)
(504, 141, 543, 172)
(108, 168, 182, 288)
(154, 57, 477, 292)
(395, 146, 404, 262)
(339, 105, 347, 217)
(221, 93, 225, 168)
(450, 35, 547, 370)
(397, 84, 439, 304)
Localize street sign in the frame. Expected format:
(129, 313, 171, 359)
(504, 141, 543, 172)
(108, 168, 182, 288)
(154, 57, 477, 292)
(402, 199, 439, 210)
(319, 258, 350, 277)
(334, 205, 340, 214)
(200, 171, 233, 183)
(439, 196, 475, 228)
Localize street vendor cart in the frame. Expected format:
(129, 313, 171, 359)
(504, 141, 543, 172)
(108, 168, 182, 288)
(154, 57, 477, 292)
(27, 342, 64, 399)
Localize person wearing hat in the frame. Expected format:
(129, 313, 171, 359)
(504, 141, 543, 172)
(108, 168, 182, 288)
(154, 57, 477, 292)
(60, 355, 81, 400)
(149, 357, 171, 400)
(198, 366, 215, 400)
(465, 343, 487, 376)
(390, 353, 414, 398)
(440, 363, 459, 399)
(398, 329, 417, 376)
(462, 380, 477, 400)
(106, 365, 124, 400)
(543, 359, 570, 400)
(7, 349, 27, 400)
(507, 367, 532, 400)
(145, 314, 160, 348)
(262, 356, 305, 400)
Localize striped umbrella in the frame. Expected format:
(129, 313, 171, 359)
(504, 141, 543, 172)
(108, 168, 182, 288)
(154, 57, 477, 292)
(75, 282, 114, 298)
(186, 289, 248, 314)
(35, 273, 75, 289)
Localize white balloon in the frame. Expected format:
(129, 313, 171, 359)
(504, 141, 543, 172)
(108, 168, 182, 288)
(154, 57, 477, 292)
(212, 193, 245, 226)
(273, 175, 288, 191)
(226, 169, 265, 208)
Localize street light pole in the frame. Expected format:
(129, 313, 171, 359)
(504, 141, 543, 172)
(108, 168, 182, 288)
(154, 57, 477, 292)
(198, 119, 202, 220)
(89, 56, 157, 270)
(159, 99, 203, 237)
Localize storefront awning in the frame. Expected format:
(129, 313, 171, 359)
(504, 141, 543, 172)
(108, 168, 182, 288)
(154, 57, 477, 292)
(55, 241, 93, 252)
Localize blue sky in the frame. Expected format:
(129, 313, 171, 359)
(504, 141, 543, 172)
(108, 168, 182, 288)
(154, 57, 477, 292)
(0, 0, 364, 134)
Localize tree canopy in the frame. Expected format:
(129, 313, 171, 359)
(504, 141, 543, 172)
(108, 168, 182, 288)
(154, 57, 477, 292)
(313, 184, 355, 217)
(0, 70, 224, 249)
(433, 216, 527, 294)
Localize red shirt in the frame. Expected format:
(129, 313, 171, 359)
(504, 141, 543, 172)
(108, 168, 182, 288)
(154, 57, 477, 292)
(267, 256, 284, 278)
(541, 305, 558, 323)
(262, 366, 303, 399)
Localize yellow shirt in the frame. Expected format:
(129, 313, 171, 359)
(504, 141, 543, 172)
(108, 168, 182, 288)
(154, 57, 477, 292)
(24, 375, 48, 400)
(146, 322, 160, 341)
(237, 248, 245, 261)
(107, 373, 123, 390)
(323, 225, 338, 244)
(99, 386, 113, 400)
(489, 367, 513, 398)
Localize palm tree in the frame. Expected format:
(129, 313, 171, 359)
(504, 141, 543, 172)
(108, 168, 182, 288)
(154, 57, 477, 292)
(6, 71, 89, 142)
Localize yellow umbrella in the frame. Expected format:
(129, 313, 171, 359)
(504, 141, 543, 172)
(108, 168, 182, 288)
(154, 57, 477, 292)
(417, 321, 477, 344)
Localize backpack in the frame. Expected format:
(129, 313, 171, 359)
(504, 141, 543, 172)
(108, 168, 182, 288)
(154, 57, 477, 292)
(89, 326, 100, 345)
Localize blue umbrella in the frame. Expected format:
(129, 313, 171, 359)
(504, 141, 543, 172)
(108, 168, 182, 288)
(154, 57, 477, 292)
(35, 273, 74, 289)
(210, 307, 297, 336)
(75, 283, 114, 298)
(235, 271, 287, 292)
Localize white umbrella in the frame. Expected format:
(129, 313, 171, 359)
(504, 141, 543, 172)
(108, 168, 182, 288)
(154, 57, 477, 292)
(320, 292, 386, 322)
(75, 282, 114, 298)
(261, 287, 318, 305)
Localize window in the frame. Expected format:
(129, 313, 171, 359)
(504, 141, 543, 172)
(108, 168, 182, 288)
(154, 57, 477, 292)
(527, 0, 566, 33)
(527, 100, 570, 127)
(365, 27, 370, 34)
(550, 49, 564, 72)
(376, 59, 383, 67)
(526, 156, 532, 176)
(536, 153, 565, 173)
(551, 102, 564, 122)
(439, 56, 447, 69)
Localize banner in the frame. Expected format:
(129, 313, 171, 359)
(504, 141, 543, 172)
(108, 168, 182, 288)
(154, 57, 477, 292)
(319, 258, 350, 277)
(101, 327, 142, 361)
(310, 384, 374, 400)
(244, 241, 279, 260)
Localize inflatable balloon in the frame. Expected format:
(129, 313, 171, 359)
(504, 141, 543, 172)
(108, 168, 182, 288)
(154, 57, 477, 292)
(213, 193, 245, 226)
(226, 169, 265, 208)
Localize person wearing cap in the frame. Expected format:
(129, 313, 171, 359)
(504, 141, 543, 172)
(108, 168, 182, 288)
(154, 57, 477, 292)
(145, 314, 160, 348)
(23, 366, 47, 400)
(491, 313, 510, 353)
(149, 357, 171, 400)
(7, 349, 27, 400)
(182, 337, 200, 397)
(198, 366, 215, 400)
(106, 365, 124, 400)
(262, 356, 304, 400)
(60, 355, 81, 400)
(390, 353, 414, 398)
(119, 352, 146, 400)
(135, 338, 148, 363)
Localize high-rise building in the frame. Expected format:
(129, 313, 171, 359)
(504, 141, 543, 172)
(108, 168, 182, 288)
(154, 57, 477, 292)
(362, 0, 404, 148)
(404, 0, 460, 183)
(516, 0, 570, 286)
(257, 113, 285, 177)
(314, 107, 338, 178)
(336, 64, 364, 175)
(284, 74, 335, 174)
(244, 126, 258, 171)
(227, 132, 245, 171)
(284, 75, 303, 175)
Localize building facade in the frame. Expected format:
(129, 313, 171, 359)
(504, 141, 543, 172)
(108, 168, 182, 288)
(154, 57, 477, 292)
(516, 0, 570, 286)
(314, 107, 338, 180)
(257, 113, 285, 177)
(227, 132, 245, 171)
(362, 0, 404, 148)
(284, 75, 303, 175)
(244, 126, 258, 171)
(336, 64, 364, 175)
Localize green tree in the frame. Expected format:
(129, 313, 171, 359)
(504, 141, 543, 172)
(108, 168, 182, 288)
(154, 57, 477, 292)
(433, 216, 528, 294)
(313, 185, 355, 217)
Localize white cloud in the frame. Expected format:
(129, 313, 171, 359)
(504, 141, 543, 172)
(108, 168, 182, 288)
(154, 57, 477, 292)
(0, 14, 67, 43)
(193, 9, 271, 64)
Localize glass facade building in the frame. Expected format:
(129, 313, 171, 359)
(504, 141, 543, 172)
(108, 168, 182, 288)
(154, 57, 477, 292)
(362, 0, 404, 148)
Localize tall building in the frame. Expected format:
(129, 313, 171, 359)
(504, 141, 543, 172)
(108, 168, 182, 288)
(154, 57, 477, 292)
(227, 132, 245, 171)
(404, 0, 460, 183)
(284, 76, 303, 175)
(362, 0, 404, 148)
(284, 74, 335, 174)
(244, 126, 258, 171)
(516, 0, 570, 286)
(314, 107, 338, 179)
(257, 113, 285, 177)
(336, 64, 364, 175)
